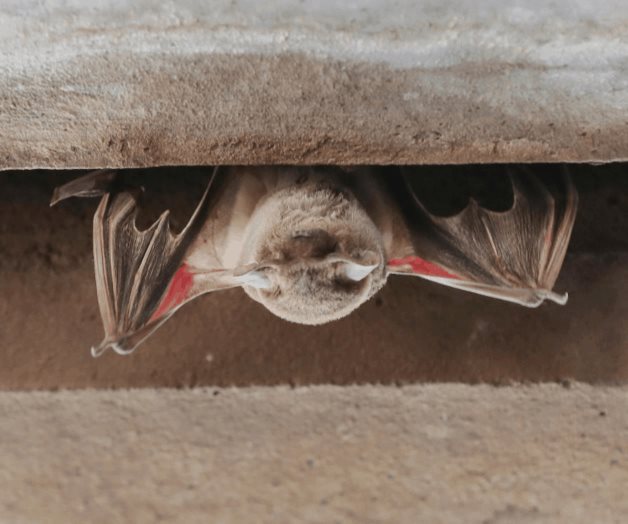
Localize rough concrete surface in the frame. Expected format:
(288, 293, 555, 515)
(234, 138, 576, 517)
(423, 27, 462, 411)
(2, 0, 628, 169)
(0, 385, 626, 523)
(1, 164, 626, 389)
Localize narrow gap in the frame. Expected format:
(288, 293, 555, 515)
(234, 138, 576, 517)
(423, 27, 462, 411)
(0, 163, 626, 390)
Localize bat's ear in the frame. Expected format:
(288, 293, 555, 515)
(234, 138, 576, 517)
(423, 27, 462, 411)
(327, 251, 381, 282)
(232, 270, 272, 289)
(231, 263, 273, 289)
(342, 261, 379, 282)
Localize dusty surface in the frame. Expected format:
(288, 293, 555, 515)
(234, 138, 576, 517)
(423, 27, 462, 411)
(0, 384, 626, 523)
(1, 164, 627, 389)
(2, 0, 628, 169)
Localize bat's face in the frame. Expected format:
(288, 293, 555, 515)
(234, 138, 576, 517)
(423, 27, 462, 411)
(239, 178, 387, 324)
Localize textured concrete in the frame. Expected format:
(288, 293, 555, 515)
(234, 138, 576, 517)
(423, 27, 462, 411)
(2, 0, 628, 169)
(0, 385, 626, 523)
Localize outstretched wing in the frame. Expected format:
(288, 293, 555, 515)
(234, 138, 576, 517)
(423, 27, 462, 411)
(52, 168, 238, 356)
(386, 167, 578, 307)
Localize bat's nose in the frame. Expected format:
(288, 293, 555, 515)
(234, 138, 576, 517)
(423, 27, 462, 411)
(288, 229, 337, 259)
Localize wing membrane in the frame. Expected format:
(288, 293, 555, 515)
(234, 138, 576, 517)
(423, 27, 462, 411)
(53, 168, 235, 355)
(387, 167, 578, 306)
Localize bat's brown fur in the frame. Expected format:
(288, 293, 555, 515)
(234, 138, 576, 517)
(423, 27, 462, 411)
(236, 169, 388, 324)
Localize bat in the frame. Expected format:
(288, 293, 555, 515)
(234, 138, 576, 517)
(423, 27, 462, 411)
(51, 165, 578, 357)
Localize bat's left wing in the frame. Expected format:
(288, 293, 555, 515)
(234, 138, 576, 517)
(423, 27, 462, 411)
(384, 167, 578, 307)
(52, 168, 245, 356)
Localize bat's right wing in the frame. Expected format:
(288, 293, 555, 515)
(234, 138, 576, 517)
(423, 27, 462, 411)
(53, 168, 246, 356)
(385, 167, 578, 307)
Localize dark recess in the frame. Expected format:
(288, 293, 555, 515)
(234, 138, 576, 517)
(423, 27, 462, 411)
(0, 164, 626, 390)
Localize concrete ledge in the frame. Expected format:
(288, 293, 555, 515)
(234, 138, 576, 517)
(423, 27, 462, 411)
(2, 0, 628, 168)
(0, 385, 626, 523)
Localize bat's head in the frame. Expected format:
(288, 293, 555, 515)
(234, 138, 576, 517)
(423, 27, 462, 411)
(239, 249, 387, 325)
(236, 175, 387, 324)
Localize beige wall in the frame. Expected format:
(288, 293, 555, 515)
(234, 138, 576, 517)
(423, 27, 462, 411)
(2, 3, 627, 521)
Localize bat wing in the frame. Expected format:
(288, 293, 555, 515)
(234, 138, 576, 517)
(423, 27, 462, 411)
(386, 167, 578, 307)
(52, 168, 241, 356)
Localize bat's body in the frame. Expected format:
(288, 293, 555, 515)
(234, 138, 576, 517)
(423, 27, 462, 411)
(52, 166, 578, 356)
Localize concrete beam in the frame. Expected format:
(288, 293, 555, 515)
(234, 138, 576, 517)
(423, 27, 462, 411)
(2, 0, 628, 169)
(0, 385, 626, 523)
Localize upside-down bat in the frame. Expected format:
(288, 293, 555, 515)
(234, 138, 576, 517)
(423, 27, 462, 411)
(51, 166, 578, 357)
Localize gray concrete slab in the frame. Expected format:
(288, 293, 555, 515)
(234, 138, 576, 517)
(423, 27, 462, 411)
(0, 385, 626, 523)
(2, 0, 628, 168)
